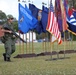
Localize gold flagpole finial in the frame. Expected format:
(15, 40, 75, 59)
(22, 0, 26, 3)
(42, 2, 47, 5)
(28, 0, 30, 2)
(18, 0, 20, 2)
(32, 1, 33, 4)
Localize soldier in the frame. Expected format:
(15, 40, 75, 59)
(2, 15, 16, 62)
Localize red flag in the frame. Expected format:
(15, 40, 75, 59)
(46, 0, 62, 44)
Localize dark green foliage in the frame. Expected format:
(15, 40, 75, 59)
(0, 10, 7, 21)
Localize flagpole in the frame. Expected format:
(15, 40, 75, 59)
(32, 30, 34, 53)
(44, 33, 47, 52)
(20, 33, 25, 54)
(68, 31, 70, 50)
(31, 1, 34, 54)
(60, 0, 67, 58)
(50, 0, 53, 60)
(42, 2, 45, 53)
(47, 0, 51, 53)
(24, 0, 27, 54)
(63, 31, 66, 58)
(28, 0, 34, 54)
(42, 33, 45, 52)
(26, 33, 27, 54)
(46, 0, 50, 53)
(50, 35, 53, 59)
(22, 0, 26, 54)
(54, 0, 59, 59)
(29, 32, 30, 53)
(69, 32, 71, 50)
(42, 2, 47, 53)
(71, 33, 74, 50)
(18, 0, 22, 54)
(27, 0, 31, 54)
(18, 31, 20, 54)
(47, 0, 50, 53)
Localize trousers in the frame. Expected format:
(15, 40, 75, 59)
(4, 37, 15, 58)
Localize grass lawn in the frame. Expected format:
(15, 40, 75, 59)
(0, 42, 76, 75)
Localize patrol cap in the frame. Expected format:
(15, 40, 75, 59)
(7, 15, 14, 20)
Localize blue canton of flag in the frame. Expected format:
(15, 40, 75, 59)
(50, 1, 54, 12)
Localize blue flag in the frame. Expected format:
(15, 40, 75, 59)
(41, 6, 48, 33)
(29, 4, 49, 34)
(67, 13, 76, 35)
(29, 3, 40, 19)
(42, 5, 49, 13)
(35, 21, 43, 34)
(18, 3, 38, 33)
(35, 6, 48, 34)
(18, 3, 29, 33)
(25, 5, 38, 30)
(29, 3, 43, 34)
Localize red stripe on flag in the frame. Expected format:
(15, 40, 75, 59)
(46, 3, 62, 44)
(46, 13, 51, 30)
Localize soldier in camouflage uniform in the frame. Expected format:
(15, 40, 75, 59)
(2, 15, 16, 62)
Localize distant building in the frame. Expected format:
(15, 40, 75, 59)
(16, 31, 37, 42)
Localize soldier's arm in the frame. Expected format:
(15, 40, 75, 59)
(2, 24, 12, 33)
(1, 29, 12, 33)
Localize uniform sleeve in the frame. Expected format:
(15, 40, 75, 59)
(3, 23, 9, 29)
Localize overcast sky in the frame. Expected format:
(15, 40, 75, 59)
(0, 0, 55, 20)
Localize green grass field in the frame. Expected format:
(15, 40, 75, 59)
(0, 41, 76, 75)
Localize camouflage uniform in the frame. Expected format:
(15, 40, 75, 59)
(3, 15, 16, 61)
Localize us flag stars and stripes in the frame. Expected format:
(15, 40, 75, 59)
(46, 0, 62, 44)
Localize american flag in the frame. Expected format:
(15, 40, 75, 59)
(46, 0, 62, 44)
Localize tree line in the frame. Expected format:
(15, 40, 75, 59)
(0, 10, 18, 32)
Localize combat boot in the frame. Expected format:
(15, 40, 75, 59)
(6, 57, 11, 62)
(3, 53, 6, 61)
